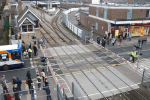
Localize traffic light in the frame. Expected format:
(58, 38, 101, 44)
(133, 44, 140, 50)
(138, 38, 147, 45)
(31, 36, 36, 39)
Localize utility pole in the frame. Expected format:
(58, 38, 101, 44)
(50, 0, 52, 9)
(47, 0, 49, 10)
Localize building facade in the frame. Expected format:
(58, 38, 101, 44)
(80, 4, 150, 37)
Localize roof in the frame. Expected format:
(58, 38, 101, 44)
(18, 15, 36, 27)
(0, 44, 18, 51)
(17, 6, 41, 23)
(27, 14, 38, 21)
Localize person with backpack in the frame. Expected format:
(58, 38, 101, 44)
(36, 74, 41, 90)
(41, 69, 45, 82)
(97, 36, 100, 44)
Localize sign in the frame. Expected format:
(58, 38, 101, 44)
(5, 21, 9, 28)
(115, 30, 119, 36)
(132, 23, 149, 26)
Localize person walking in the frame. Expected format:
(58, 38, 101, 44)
(15, 77, 22, 91)
(45, 84, 52, 100)
(132, 50, 136, 63)
(13, 84, 20, 100)
(33, 45, 37, 56)
(26, 71, 31, 79)
(6, 92, 14, 100)
(28, 48, 32, 58)
(12, 77, 16, 85)
(102, 38, 106, 48)
(111, 38, 116, 46)
(123, 31, 125, 39)
(129, 33, 132, 41)
(41, 69, 45, 82)
(108, 32, 110, 39)
(36, 74, 41, 90)
(1, 75, 8, 93)
(28, 41, 31, 48)
(119, 36, 122, 46)
(22, 44, 26, 54)
(124, 31, 127, 40)
(27, 78, 32, 91)
(103, 34, 107, 39)
(30, 83, 35, 100)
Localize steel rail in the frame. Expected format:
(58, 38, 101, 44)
(77, 44, 147, 100)
(57, 46, 108, 100)
(64, 45, 130, 100)
(50, 47, 91, 100)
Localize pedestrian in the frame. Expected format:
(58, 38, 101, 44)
(45, 78, 49, 87)
(129, 33, 132, 41)
(111, 37, 116, 46)
(41, 69, 45, 82)
(22, 40, 25, 44)
(33, 45, 37, 56)
(6, 92, 14, 100)
(45, 84, 52, 100)
(1, 75, 8, 93)
(22, 44, 26, 53)
(36, 74, 41, 90)
(30, 83, 35, 100)
(108, 32, 110, 39)
(102, 38, 106, 48)
(3, 90, 7, 100)
(26, 71, 31, 79)
(28, 41, 31, 48)
(15, 77, 22, 91)
(124, 31, 127, 40)
(106, 38, 109, 46)
(97, 36, 100, 44)
(12, 77, 16, 85)
(27, 78, 32, 90)
(28, 48, 32, 58)
(13, 84, 20, 100)
(132, 50, 136, 63)
(104, 34, 107, 39)
(123, 31, 125, 39)
(119, 36, 122, 46)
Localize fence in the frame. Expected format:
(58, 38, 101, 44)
(141, 69, 150, 90)
(72, 82, 87, 100)
(62, 7, 91, 44)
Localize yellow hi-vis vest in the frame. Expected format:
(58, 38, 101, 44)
(132, 51, 136, 57)
(28, 48, 32, 53)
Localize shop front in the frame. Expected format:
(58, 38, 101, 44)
(131, 23, 150, 36)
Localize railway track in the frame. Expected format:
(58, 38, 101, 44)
(24, 4, 75, 47)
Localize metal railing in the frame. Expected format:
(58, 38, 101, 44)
(141, 69, 150, 90)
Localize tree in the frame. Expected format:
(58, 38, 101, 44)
(0, 0, 7, 39)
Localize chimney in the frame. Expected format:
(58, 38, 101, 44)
(18, 0, 22, 14)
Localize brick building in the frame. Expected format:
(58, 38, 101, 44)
(80, 4, 150, 37)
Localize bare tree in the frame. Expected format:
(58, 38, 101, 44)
(0, 0, 7, 39)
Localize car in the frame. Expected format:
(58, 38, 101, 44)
(75, 13, 79, 17)
(76, 16, 80, 21)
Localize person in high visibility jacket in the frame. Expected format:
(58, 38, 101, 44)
(132, 50, 136, 63)
(28, 48, 32, 58)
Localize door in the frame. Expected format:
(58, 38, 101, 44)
(124, 28, 128, 37)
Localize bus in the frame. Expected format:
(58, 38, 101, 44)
(0, 44, 24, 70)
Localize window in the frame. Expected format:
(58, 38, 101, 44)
(0, 54, 9, 62)
(146, 10, 150, 18)
(104, 8, 107, 19)
(96, 22, 98, 30)
(11, 53, 20, 60)
(96, 8, 99, 17)
(22, 25, 27, 32)
(28, 25, 33, 31)
(127, 9, 132, 19)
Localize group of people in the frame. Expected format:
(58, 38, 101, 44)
(1, 75, 22, 100)
(97, 31, 132, 48)
(1, 69, 52, 100)
(22, 40, 38, 58)
(26, 69, 52, 100)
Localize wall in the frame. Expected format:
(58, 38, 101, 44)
(80, 12, 89, 28)
(132, 9, 146, 19)
(89, 6, 96, 16)
(60, 3, 88, 9)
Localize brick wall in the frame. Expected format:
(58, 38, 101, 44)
(87, 17, 108, 36)
(99, 7, 104, 18)
(89, 6, 96, 16)
(107, 9, 128, 20)
(132, 9, 146, 19)
(60, 3, 88, 9)
(80, 12, 89, 28)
